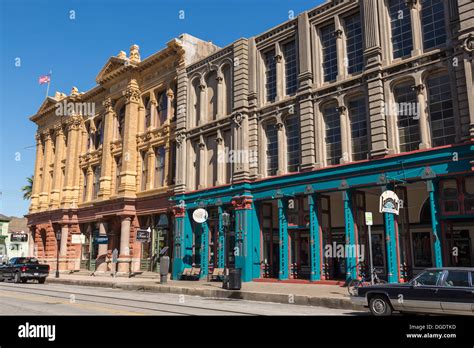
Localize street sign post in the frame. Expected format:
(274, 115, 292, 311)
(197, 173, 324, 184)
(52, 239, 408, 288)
(365, 212, 374, 285)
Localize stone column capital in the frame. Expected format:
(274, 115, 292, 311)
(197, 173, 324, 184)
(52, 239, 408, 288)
(336, 105, 347, 115)
(123, 83, 140, 104)
(102, 98, 114, 112)
(334, 29, 343, 39)
(412, 84, 425, 95)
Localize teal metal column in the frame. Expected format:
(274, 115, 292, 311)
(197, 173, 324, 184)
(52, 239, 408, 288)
(308, 194, 321, 281)
(343, 190, 357, 281)
(200, 221, 209, 278)
(233, 196, 254, 281)
(383, 185, 399, 284)
(427, 180, 443, 268)
(217, 205, 225, 269)
(277, 198, 289, 280)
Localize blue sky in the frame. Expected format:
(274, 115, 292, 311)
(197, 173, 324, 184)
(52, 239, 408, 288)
(0, 0, 322, 217)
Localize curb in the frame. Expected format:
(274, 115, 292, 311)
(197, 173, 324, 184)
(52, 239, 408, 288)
(46, 278, 364, 311)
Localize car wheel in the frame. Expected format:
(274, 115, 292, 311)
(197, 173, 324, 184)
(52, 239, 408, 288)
(38, 278, 46, 284)
(14, 272, 21, 284)
(21, 279, 27, 283)
(369, 295, 393, 316)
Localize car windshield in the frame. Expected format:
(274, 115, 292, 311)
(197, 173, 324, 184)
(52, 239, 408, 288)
(412, 270, 443, 286)
(16, 258, 39, 264)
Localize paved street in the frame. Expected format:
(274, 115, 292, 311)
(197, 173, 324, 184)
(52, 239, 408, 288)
(0, 282, 365, 316)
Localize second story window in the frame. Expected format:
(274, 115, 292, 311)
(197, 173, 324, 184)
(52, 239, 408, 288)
(388, 0, 413, 59)
(94, 119, 103, 149)
(421, 0, 447, 50)
(92, 165, 101, 199)
(82, 169, 87, 202)
(265, 123, 278, 176)
(115, 156, 121, 194)
(285, 115, 300, 173)
(323, 103, 341, 165)
(264, 49, 277, 103)
(283, 40, 298, 95)
(348, 97, 369, 161)
(427, 73, 455, 147)
(154, 146, 166, 188)
(320, 23, 338, 83)
(394, 82, 420, 152)
(344, 13, 364, 74)
(141, 151, 148, 191)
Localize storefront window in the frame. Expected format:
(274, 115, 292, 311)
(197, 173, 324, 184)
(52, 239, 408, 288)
(463, 176, 474, 213)
(440, 179, 460, 214)
(412, 232, 433, 268)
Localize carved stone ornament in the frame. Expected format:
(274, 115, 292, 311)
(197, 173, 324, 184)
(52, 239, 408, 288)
(334, 29, 343, 39)
(129, 44, 141, 63)
(123, 85, 140, 104)
(336, 105, 347, 114)
(232, 112, 245, 127)
(462, 34, 474, 53)
(176, 132, 187, 145)
(103, 98, 113, 112)
(412, 84, 425, 95)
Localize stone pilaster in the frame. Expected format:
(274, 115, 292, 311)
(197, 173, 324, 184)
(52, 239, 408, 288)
(361, 0, 382, 69)
(98, 98, 115, 199)
(367, 71, 389, 158)
(118, 79, 140, 197)
(50, 125, 66, 208)
(61, 117, 82, 208)
(118, 216, 132, 273)
(39, 130, 53, 210)
(30, 133, 44, 212)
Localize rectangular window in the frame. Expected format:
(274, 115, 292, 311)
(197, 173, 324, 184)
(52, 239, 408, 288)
(323, 104, 341, 165)
(320, 23, 338, 82)
(92, 165, 101, 199)
(170, 141, 176, 185)
(285, 115, 300, 173)
(282, 40, 298, 95)
(154, 146, 166, 188)
(264, 49, 277, 102)
(141, 151, 148, 191)
(427, 74, 455, 147)
(266, 124, 278, 176)
(344, 13, 364, 74)
(82, 169, 87, 202)
(389, 0, 413, 59)
(348, 98, 369, 161)
(394, 83, 420, 152)
(115, 156, 121, 194)
(156, 91, 168, 126)
(206, 135, 217, 187)
(421, 0, 447, 50)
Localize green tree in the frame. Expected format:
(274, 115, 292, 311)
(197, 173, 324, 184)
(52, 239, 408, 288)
(22, 176, 33, 200)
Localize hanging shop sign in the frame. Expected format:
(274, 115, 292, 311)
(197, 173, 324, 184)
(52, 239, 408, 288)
(71, 234, 86, 244)
(192, 208, 209, 224)
(136, 228, 151, 242)
(95, 236, 109, 244)
(379, 190, 400, 215)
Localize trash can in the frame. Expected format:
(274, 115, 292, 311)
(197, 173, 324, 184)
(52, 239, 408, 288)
(227, 268, 241, 290)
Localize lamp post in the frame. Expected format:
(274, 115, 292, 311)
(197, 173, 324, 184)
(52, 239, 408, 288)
(55, 230, 61, 278)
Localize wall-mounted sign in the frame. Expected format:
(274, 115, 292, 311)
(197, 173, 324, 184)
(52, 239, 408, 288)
(10, 233, 28, 243)
(95, 236, 109, 244)
(136, 228, 151, 242)
(71, 234, 86, 244)
(379, 190, 400, 215)
(192, 208, 208, 224)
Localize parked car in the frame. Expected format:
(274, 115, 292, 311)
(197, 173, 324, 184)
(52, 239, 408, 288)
(350, 267, 474, 316)
(0, 257, 50, 284)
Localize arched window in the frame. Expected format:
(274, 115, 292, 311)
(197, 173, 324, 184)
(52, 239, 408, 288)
(191, 79, 201, 127)
(94, 119, 103, 149)
(265, 123, 278, 176)
(427, 73, 455, 147)
(156, 91, 168, 126)
(222, 65, 232, 116)
(322, 103, 341, 165)
(154, 146, 166, 188)
(285, 115, 300, 173)
(206, 71, 217, 121)
(388, 0, 413, 59)
(348, 97, 369, 161)
(394, 82, 420, 152)
(143, 96, 151, 129)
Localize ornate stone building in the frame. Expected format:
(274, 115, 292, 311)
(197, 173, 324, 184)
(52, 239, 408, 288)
(27, 35, 218, 274)
(171, 0, 474, 283)
(27, 0, 474, 283)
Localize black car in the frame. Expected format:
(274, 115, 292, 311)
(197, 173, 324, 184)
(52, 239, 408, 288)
(350, 267, 474, 316)
(0, 257, 50, 284)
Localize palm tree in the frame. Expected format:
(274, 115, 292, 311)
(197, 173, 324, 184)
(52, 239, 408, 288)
(22, 176, 33, 200)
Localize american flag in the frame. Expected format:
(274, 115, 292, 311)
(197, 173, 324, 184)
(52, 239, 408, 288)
(38, 74, 51, 85)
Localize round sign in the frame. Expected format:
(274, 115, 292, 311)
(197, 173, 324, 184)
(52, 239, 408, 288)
(192, 208, 208, 223)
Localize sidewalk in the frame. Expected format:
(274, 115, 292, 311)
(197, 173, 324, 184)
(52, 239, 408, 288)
(45, 273, 365, 311)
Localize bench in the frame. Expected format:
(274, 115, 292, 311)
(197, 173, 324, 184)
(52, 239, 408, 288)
(209, 268, 225, 281)
(181, 267, 201, 280)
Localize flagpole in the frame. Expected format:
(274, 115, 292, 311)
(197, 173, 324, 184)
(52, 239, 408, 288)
(45, 69, 52, 98)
